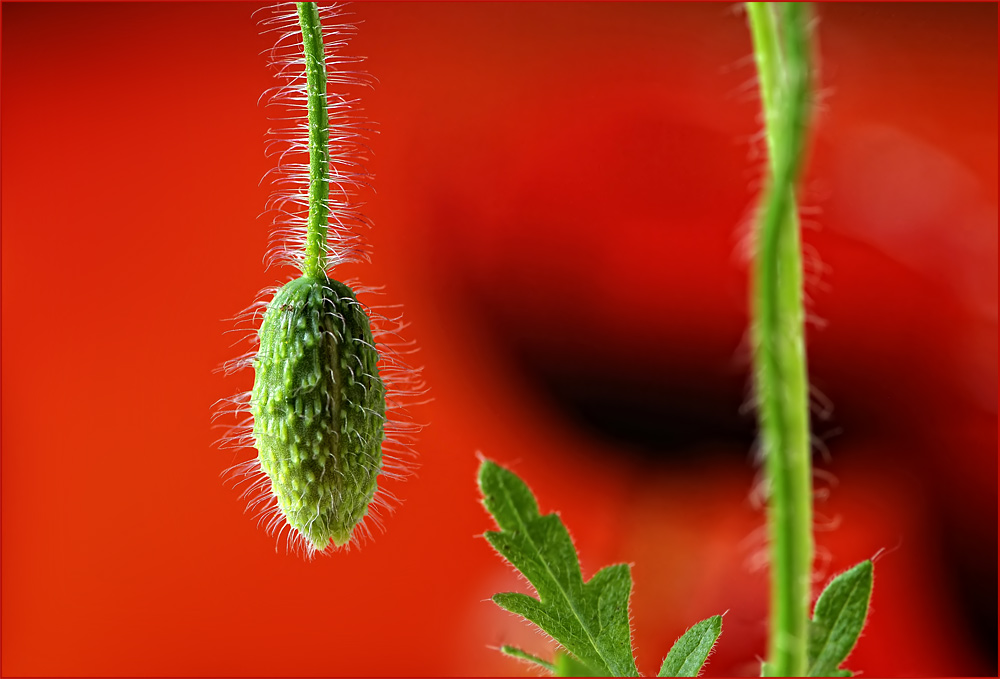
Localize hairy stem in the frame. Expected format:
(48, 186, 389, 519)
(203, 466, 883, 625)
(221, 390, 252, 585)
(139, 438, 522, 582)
(297, 1, 330, 278)
(747, 4, 814, 676)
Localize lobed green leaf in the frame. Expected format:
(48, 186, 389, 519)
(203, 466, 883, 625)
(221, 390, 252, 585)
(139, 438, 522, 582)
(479, 459, 639, 677)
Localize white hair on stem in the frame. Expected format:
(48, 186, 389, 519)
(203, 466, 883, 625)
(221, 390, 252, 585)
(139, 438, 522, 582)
(255, 2, 374, 273)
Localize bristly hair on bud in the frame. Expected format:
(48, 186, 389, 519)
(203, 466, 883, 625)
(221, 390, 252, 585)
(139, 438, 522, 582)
(214, 2, 425, 559)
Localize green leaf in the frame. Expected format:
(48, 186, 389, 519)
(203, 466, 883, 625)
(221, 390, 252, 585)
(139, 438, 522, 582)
(658, 615, 723, 677)
(807, 560, 873, 677)
(479, 459, 639, 677)
(501, 645, 555, 673)
(555, 651, 603, 677)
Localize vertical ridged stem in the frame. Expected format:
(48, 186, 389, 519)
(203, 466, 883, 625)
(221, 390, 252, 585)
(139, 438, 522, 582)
(747, 4, 814, 676)
(297, 2, 330, 279)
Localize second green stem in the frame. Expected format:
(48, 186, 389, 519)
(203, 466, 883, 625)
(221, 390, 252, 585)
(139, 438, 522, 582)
(747, 4, 814, 676)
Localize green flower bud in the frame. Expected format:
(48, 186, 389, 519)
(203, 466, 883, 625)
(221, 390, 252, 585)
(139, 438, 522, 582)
(251, 274, 386, 551)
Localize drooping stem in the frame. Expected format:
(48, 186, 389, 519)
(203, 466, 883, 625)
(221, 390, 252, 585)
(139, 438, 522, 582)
(746, 4, 814, 676)
(297, 2, 330, 279)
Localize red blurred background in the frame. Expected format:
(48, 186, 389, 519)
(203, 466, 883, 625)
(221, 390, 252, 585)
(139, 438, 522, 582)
(2, 3, 996, 676)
